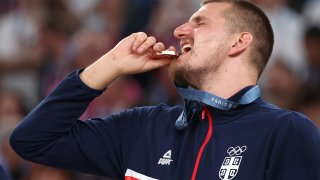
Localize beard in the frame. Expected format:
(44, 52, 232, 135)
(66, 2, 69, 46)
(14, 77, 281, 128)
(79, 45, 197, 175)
(168, 45, 226, 89)
(168, 57, 210, 88)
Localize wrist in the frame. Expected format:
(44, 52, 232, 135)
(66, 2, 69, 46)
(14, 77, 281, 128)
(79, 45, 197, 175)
(80, 53, 123, 90)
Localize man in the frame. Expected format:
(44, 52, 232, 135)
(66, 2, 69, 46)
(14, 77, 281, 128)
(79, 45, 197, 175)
(10, 0, 320, 180)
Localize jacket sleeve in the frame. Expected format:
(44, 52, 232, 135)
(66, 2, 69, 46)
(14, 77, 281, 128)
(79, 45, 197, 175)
(9, 70, 156, 178)
(266, 112, 320, 180)
(0, 164, 9, 180)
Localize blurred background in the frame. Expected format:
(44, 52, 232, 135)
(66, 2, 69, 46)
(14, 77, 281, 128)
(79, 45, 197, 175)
(0, 0, 319, 179)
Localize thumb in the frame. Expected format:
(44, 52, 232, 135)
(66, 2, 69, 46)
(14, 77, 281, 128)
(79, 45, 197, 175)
(142, 58, 172, 72)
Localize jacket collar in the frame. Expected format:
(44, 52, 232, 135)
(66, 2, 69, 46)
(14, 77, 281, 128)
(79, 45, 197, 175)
(175, 85, 261, 130)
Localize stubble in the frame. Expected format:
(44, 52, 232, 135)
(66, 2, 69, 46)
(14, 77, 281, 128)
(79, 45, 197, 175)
(168, 40, 228, 89)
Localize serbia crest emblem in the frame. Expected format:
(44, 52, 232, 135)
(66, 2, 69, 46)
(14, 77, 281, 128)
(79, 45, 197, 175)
(219, 146, 247, 180)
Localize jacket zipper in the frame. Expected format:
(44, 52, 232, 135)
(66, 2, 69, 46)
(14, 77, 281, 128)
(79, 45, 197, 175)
(191, 106, 213, 180)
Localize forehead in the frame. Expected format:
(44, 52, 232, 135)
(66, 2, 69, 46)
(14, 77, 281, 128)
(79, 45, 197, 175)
(189, 2, 231, 22)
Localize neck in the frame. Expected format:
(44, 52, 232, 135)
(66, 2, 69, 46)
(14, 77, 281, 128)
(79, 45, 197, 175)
(200, 62, 257, 99)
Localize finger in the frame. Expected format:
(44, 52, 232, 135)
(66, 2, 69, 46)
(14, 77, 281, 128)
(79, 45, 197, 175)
(137, 36, 156, 54)
(168, 46, 177, 52)
(152, 42, 165, 52)
(145, 59, 171, 70)
(132, 32, 148, 51)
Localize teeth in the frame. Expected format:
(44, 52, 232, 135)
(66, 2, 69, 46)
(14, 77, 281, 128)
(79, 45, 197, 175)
(182, 44, 192, 54)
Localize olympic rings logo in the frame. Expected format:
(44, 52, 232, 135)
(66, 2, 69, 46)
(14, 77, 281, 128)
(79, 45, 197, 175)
(227, 146, 247, 156)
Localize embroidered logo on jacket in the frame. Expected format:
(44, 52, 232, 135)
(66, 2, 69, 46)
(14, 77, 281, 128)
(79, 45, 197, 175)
(158, 150, 173, 165)
(219, 146, 247, 180)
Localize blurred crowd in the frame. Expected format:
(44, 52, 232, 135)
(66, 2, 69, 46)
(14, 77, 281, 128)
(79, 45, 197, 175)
(0, 0, 319, 179)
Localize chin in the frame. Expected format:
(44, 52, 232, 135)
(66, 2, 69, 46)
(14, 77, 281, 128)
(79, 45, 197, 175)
(169, 63, 187, 86)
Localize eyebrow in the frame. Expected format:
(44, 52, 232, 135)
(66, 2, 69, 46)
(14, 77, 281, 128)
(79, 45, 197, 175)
(189, 15, 209, 23)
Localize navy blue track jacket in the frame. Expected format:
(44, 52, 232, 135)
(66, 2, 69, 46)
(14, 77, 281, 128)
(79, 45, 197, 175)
(10, 71, 320, 180)
(0, 164, 9, 180)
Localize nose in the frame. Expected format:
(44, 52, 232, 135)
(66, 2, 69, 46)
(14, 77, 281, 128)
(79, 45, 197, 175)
(173, 22, 192, 39)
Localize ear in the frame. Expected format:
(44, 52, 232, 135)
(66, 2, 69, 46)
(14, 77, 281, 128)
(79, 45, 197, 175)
(228, 32, 253, 57)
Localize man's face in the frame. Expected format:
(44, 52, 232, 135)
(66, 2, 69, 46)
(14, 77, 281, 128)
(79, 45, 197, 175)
(169, 3, 233, 88)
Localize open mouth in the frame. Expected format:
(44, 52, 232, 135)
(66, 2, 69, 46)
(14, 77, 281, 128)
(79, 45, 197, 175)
(182, 44, 192, 55)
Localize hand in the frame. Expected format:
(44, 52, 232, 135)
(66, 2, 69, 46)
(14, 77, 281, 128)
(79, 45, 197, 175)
(109, 32, 175, 75)
(80, 32, 176, 90)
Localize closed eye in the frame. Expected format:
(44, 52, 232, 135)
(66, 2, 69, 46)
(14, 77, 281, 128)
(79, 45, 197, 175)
(190, 15, 208, 27)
